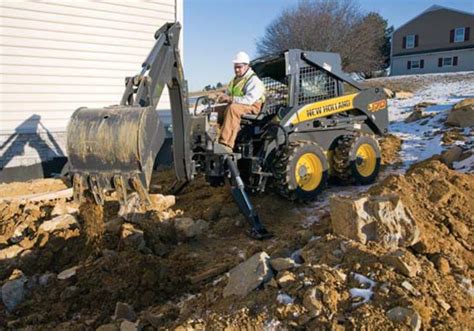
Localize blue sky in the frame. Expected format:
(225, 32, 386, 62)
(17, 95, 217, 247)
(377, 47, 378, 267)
(183, 0, 473, 91)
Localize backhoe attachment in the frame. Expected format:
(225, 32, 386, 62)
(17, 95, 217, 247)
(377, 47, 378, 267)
(225, 156, 272, 240)
(66, 22, 192, 205)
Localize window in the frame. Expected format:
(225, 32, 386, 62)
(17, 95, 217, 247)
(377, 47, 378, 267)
(407, 59, 424, 70)
(406, 35, 415, 48)
(438, 56, 458, 67)
(298, 66, 336, 104)
(454, 28, 465, 42)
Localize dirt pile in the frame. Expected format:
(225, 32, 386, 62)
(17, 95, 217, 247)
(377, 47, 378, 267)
(379, 134, 403, 166)
(0, 158, 472, 329)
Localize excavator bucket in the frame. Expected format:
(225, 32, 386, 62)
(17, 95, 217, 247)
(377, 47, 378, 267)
(66, 105, 165, 205)
(66, 22, 191, 206)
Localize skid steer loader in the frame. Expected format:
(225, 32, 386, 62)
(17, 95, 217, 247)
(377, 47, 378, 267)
(66, 22, 388, 239)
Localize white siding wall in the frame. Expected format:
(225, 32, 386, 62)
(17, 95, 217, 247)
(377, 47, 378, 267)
(391, 48, 474, 75)
(0, 0, 183, 170)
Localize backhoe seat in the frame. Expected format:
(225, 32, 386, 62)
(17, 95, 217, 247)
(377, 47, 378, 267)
(241, 102, 267, 124)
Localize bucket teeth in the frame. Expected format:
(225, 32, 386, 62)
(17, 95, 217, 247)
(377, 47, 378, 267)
(73, 174, 84, 204)
(88, 175, 105, 205)
(131, 175, 151, 206)
(113, 175, 128, 205)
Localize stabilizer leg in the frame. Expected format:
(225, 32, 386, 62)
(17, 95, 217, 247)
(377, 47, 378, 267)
(225, 157, 272, 240)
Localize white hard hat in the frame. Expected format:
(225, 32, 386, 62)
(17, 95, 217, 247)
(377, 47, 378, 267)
(233, 51, 250, 64)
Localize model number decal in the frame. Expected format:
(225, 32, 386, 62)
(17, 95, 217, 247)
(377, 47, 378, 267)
(368, 99, 387, 112)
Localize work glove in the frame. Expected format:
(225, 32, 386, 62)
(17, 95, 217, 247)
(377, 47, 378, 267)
(217, 94, 232, 104)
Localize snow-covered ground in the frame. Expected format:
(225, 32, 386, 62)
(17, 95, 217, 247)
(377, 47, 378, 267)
(388, 77, 474, 168)
(298, 72, 474, 224)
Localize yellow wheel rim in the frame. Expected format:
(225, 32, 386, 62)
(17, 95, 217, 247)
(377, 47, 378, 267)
(355, 143, 377, 177)
(295, 153, 323, 191)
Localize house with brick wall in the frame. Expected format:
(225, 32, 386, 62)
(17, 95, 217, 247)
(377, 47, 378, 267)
(390, 5, 473, 76)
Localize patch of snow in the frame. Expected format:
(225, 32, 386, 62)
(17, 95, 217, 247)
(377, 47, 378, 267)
(349, 288, 374, 306)
(350, 273, 376, 307)
(353, 272, 376, 288)
(277, 292, 294, 305)
(453, 154, 474, 173)
(388, 79, 474, 168)
(263, 319, 282, 331)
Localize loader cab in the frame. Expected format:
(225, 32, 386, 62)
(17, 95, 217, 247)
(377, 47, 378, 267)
(247, 49, 361, 125)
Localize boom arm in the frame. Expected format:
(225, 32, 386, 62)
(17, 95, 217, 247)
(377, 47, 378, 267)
(121, 22, 193, 184)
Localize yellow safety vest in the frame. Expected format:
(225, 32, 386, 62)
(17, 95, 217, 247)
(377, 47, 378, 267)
(227, 73, 266, 103)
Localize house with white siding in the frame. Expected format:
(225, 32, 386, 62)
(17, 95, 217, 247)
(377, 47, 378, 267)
(0, 0, 183, 182)
(390, 5, 473, 76)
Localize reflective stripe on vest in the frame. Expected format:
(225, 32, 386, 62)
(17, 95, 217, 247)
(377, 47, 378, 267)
(227, 73, 266, 103)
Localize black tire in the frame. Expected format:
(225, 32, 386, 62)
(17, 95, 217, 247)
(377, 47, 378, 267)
(332, 134, 381, 185)
(273, 141, 328, 201)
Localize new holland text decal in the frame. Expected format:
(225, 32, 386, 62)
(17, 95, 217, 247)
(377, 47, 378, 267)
(290, 93, 357, 125)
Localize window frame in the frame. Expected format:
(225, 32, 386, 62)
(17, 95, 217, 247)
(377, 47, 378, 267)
(443, 57, 453, 66)
(411, 60, 421, 69)
(406, 35, 416, 48)
(454, 27, 465, 42)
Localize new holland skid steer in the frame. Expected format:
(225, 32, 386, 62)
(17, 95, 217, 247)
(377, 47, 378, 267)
(67, 22, 388, 239)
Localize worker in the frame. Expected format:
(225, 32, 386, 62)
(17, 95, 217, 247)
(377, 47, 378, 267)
(216, 51, 266, 153)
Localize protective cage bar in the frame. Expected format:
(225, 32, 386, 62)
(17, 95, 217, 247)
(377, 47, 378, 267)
(298, 66, 337, 105)
(261, 76, 289, 114)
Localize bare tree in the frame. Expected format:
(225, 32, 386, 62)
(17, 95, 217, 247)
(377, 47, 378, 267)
(256, 0, 388, 74)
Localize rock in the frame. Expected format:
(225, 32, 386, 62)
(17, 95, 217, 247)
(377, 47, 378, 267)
(149, 194, 176, 211)
(105, 218, 125, 235)
(174, 218, 208, 239)
(435, 297, 451, 311)
(39, 272, 56, 286)
(404, 107, 424, 123)
(432, 255, 451, 275)
(383, 88, 395, 98)
(266, 277, 279, 289)
(120, 320, 138, 331)
(113, 302, 137, 322)
(118, 193, 146, 221)
(51, 202, 78, 216)
(19, 236, 36, 250)
(330, 194, 420, 249)
(57, 265, 79, 280)
(0, 244, 24, 260)
(276, 292, 294, 305)
(60, 286, 79, 301)
(447, 218, 470, 240)
(303, 287, 323, 317)
(386, 306, 421, 331)
(10, 222, 29, 243)
(297, 229, 314, 244)
(223, 252, 273, 297)
(382, 249, 421, 278)
(38, 214, 79, 233)
(440, 146, 463, 166)
(2, 270, 27, 311)
(96, 323, 119, 331)
(276, 271, 296, 288)
(401, 281, 421, 296)
(120, 223, 146, 251)
(395, 91, 414, 99)
(446, 98, 474, 127)
(270, 257, 297, 271)
(203, 205, 221, 221)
